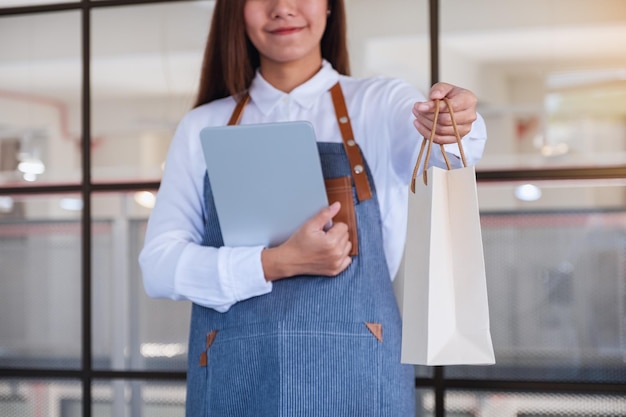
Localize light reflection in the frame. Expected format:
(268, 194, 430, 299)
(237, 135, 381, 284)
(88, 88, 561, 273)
(515, 184, 542, 202)
(134, 191, 156, 209)
(59, 198, 83, 211)
(140, 343, 186, 358)
(22, 173, 37, 182)
(17, 158, 45, 175)
(0, 196, 14, 212)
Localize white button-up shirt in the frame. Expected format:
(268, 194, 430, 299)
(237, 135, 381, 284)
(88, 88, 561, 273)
(139, 61, 487, 312)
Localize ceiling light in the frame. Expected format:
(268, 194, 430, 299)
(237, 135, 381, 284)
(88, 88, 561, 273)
(134, 191, 156, 209)
(60, 198, 83, 211)
(17, 158, 45, 175)
(22, 173, 37, 182)
(515, 184, 542, 202)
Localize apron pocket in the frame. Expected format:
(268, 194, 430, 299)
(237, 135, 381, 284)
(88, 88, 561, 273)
(325, 176, 359, 256)
(281, 321, 382, 416)
(205, 323, 281, 417)
(203, 321, 382, 417)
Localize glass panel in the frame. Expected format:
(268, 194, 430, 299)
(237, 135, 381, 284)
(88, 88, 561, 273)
(440, 0, 626, 171)
(0, 379, 81, 417)
(0, 194, 82, 369)
(347, 0, 430, 92)
(415, 365, 433, 379)
(0, 11, 81, 186)
(478, 179, 626, 212)
(444, 391, 626, 417)
(92, 192, 189, 371)
(1, 0, 78, 7)
(91, 1, 213, 182)
(414, 388, 434, 417)
(448, 182, 626, 382)
(85, 381, 185, 417)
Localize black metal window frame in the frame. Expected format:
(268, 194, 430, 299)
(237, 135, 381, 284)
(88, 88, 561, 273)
(0, 1, 625, 417)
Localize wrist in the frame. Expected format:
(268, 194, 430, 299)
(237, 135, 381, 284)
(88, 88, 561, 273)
(261, 247, 292, 281)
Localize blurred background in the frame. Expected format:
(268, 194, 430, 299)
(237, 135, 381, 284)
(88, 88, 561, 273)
(1, 0, 626, 416)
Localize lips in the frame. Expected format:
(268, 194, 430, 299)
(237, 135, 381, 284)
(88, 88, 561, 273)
(269, 26, 303, 35)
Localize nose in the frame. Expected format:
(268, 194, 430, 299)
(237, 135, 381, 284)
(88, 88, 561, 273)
(270, 0, 297, 19)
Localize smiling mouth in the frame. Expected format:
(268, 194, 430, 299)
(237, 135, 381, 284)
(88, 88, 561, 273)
(270, 27, 303, 35)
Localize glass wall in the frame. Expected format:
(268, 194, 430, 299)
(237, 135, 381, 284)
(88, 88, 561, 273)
(444, 391, 626, 417)
(440, 0, 626, 172)
(91, 193, 189, 372)
(0, 194, 82, 369)
(464, 183, 626, 383)
(1, 0, 626, 416)
(88, 381, 186, 417)
(0, 380, 82, 416)
(91, 1, 211, 182)
(0, 10, 81, 186)
(438, 0, 626, 413)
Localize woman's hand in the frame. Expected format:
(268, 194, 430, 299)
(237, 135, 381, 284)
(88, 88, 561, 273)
(412, 82, 478, 144)
(261, 202, 352, 281)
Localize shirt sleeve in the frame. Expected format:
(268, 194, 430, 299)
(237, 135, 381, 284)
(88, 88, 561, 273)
(138, 112, 272, 313)
(440, 112, 487, 169)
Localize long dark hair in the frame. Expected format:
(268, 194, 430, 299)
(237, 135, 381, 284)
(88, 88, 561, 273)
(193, 0, 350, 107)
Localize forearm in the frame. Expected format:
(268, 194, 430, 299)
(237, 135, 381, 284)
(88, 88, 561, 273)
(140, 237, 271, 312)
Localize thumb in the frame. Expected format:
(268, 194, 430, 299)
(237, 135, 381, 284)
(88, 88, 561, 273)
(308, 201, 341, 230)
(429, 82, 453, 100)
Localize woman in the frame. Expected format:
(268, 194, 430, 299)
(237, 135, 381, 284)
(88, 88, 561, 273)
(139, 0, 487, 415)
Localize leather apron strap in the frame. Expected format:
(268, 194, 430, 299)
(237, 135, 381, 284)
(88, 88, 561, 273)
(226, 82, 372, 202)
(227, 94, 251, 126)
(328, 82, 372, 202)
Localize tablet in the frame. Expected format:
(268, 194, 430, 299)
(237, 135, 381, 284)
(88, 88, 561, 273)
(200, 121, 329, 247)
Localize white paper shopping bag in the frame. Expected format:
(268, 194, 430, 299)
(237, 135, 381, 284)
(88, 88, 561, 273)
(400, 98, 495, 366)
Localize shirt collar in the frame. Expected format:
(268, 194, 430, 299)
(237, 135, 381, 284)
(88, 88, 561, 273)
(248, 60, 340, 116)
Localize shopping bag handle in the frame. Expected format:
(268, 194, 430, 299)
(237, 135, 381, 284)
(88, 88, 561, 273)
(410, 97, 468, 192)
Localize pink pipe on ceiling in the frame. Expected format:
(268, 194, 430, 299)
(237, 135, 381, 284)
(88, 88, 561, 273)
(0, 89, 102, 148)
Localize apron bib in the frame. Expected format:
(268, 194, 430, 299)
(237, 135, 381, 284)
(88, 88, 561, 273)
(185, 83, 415, 417)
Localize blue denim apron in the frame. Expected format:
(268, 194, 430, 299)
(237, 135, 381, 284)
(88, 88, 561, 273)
(185, 84, 415, 416)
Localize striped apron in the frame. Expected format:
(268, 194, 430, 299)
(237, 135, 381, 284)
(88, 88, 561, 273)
(185, 83, 415, 416)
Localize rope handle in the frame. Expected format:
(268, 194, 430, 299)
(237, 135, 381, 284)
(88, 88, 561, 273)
(410, 97, 467, 192)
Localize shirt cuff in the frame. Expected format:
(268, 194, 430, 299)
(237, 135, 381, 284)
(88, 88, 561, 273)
(442, 113, 487, 166)
(218, 246, 273, 303)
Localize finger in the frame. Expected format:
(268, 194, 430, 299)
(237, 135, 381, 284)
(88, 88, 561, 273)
(414, 108, 477, 131)
(416, 86, 477, 112)
(428, 82, 454, 100)
(414, 99, 474, 118)
(326, 223, 350, 259)
(342, 239, 353, 257)
(413, 120, 469, 145)
(330, 255, 352, 277)
(413, 102, 433, 120)
(308, 202, 341, 231)
(337, 228, 350, 249)
(326, 221, 349, 240)
(413, 115, 434, 135)
(414, 100, 435, 113)
(413, 99, 455, 115)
